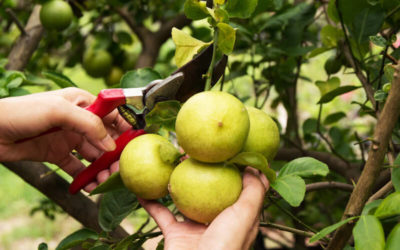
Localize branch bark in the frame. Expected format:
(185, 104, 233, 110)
(326, 63, 400, 250)
(306, 182, 354, 193)
(115, 7, 190, 68)
(5, 5, 44, 71)
(2, 161, 128, 238)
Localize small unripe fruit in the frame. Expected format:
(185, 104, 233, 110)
(40, 0, 73, 31)
(324, 56, 342, 75)
(83, 49, 113, 78)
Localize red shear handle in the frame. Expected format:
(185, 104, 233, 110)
(69, 129, 146, 194)
(86, 89, 126, 118)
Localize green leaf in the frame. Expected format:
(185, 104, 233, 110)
(392, 155, 400, 192)
(99, 188, 139, 232)
(374, 90, 387, 102)
(42, 71, 77, 88)
(56, 228, 98, 250)
(90, 172, 125, 195)
(172, 28, 211, 68)
(374, 192, 400, 218)
(145, 100, 181, 131)
(306, 47, 331, 59)
(370, 35, 387, 47)
(7, 77, 23, 89)
(353, 215, 385, 250)
(0, 87, 9, 97)
(38, 243, 48, 250)
(9, 88, 30, 97)
(270, 175, 305, 207)
(224, 0, 258, 18)
(315, 77, 340, 96)
(384, 65, 395, 83)
(362, 199, 382, 215)
(318, 85, 360, 104)
(89, 244, 110, 250)
(320, 25, 343, 47)
(229, 152, 276, 183)
(278, 157, 329, 178)
(309, 216, 358, 243)
(116, 31, 133, 45)
(386, 223, 400, 250)
(327, 0, 339, 23)
(324, 112, 346, 125)
(120, 68, 161, 89)
(217, 23, 236, 54)
(214, 8, 229, 22)
(184, 0, 209, 20)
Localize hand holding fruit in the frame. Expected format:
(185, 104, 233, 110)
(140, 167, 268, 250)
(0, 88, 131, 191)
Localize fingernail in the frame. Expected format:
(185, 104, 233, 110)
(101, 135, 116, 151)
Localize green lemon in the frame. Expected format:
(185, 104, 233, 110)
(120, 134, 180, 200)
(242, 107, 280, 162)
(324, 56, 342, 75)
(175, 91, 250, 163)
(83, 49, 113, 78)
(105, 66, 124, 86)
(40, 0, 73, 31)
(169, 158, 242, 224)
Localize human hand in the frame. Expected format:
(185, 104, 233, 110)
(0, 87, 131, 191)
(139, 167, 268, 250)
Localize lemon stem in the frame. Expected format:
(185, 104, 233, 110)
(204, 28, 218, 91)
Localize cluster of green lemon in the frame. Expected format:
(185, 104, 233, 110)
(120, 91, 280, 223)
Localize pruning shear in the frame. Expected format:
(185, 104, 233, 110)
(69, 45, 227, 194)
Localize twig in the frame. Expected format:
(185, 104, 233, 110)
(260, 222, 315, 239)
(5, 8, 27, 36)
(336, 0, 376, 108)
(316, 104, 349, 164)
(354, 132, 366, 165)
(306, 182, 354, 193)
(137, 217, 150, 234)
(205, 28, 218, 91)
(367, 181, 394, 203)
(269, 198, 318, 234)
(382, 52, 398, 65)
(326, 53, 400, 250)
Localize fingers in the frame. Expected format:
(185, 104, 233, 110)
(139, 198, 177, 232)
(50, 98, 116, 152)
(199, 167, 267, 250)
(234, 167, 268, 222)
(55, 153, 87, 177)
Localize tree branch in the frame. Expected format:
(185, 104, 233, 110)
(367, 181, 394, 203)
(6, 5, 44, 71)
(260, 222, 315, 239)
(155, 14, 191, 42)
(2, 161, 128, 239)
(326, 63, 400, 250)
(306, 181, 354, 193)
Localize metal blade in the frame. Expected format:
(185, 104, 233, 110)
(173, 45, 228, 102)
